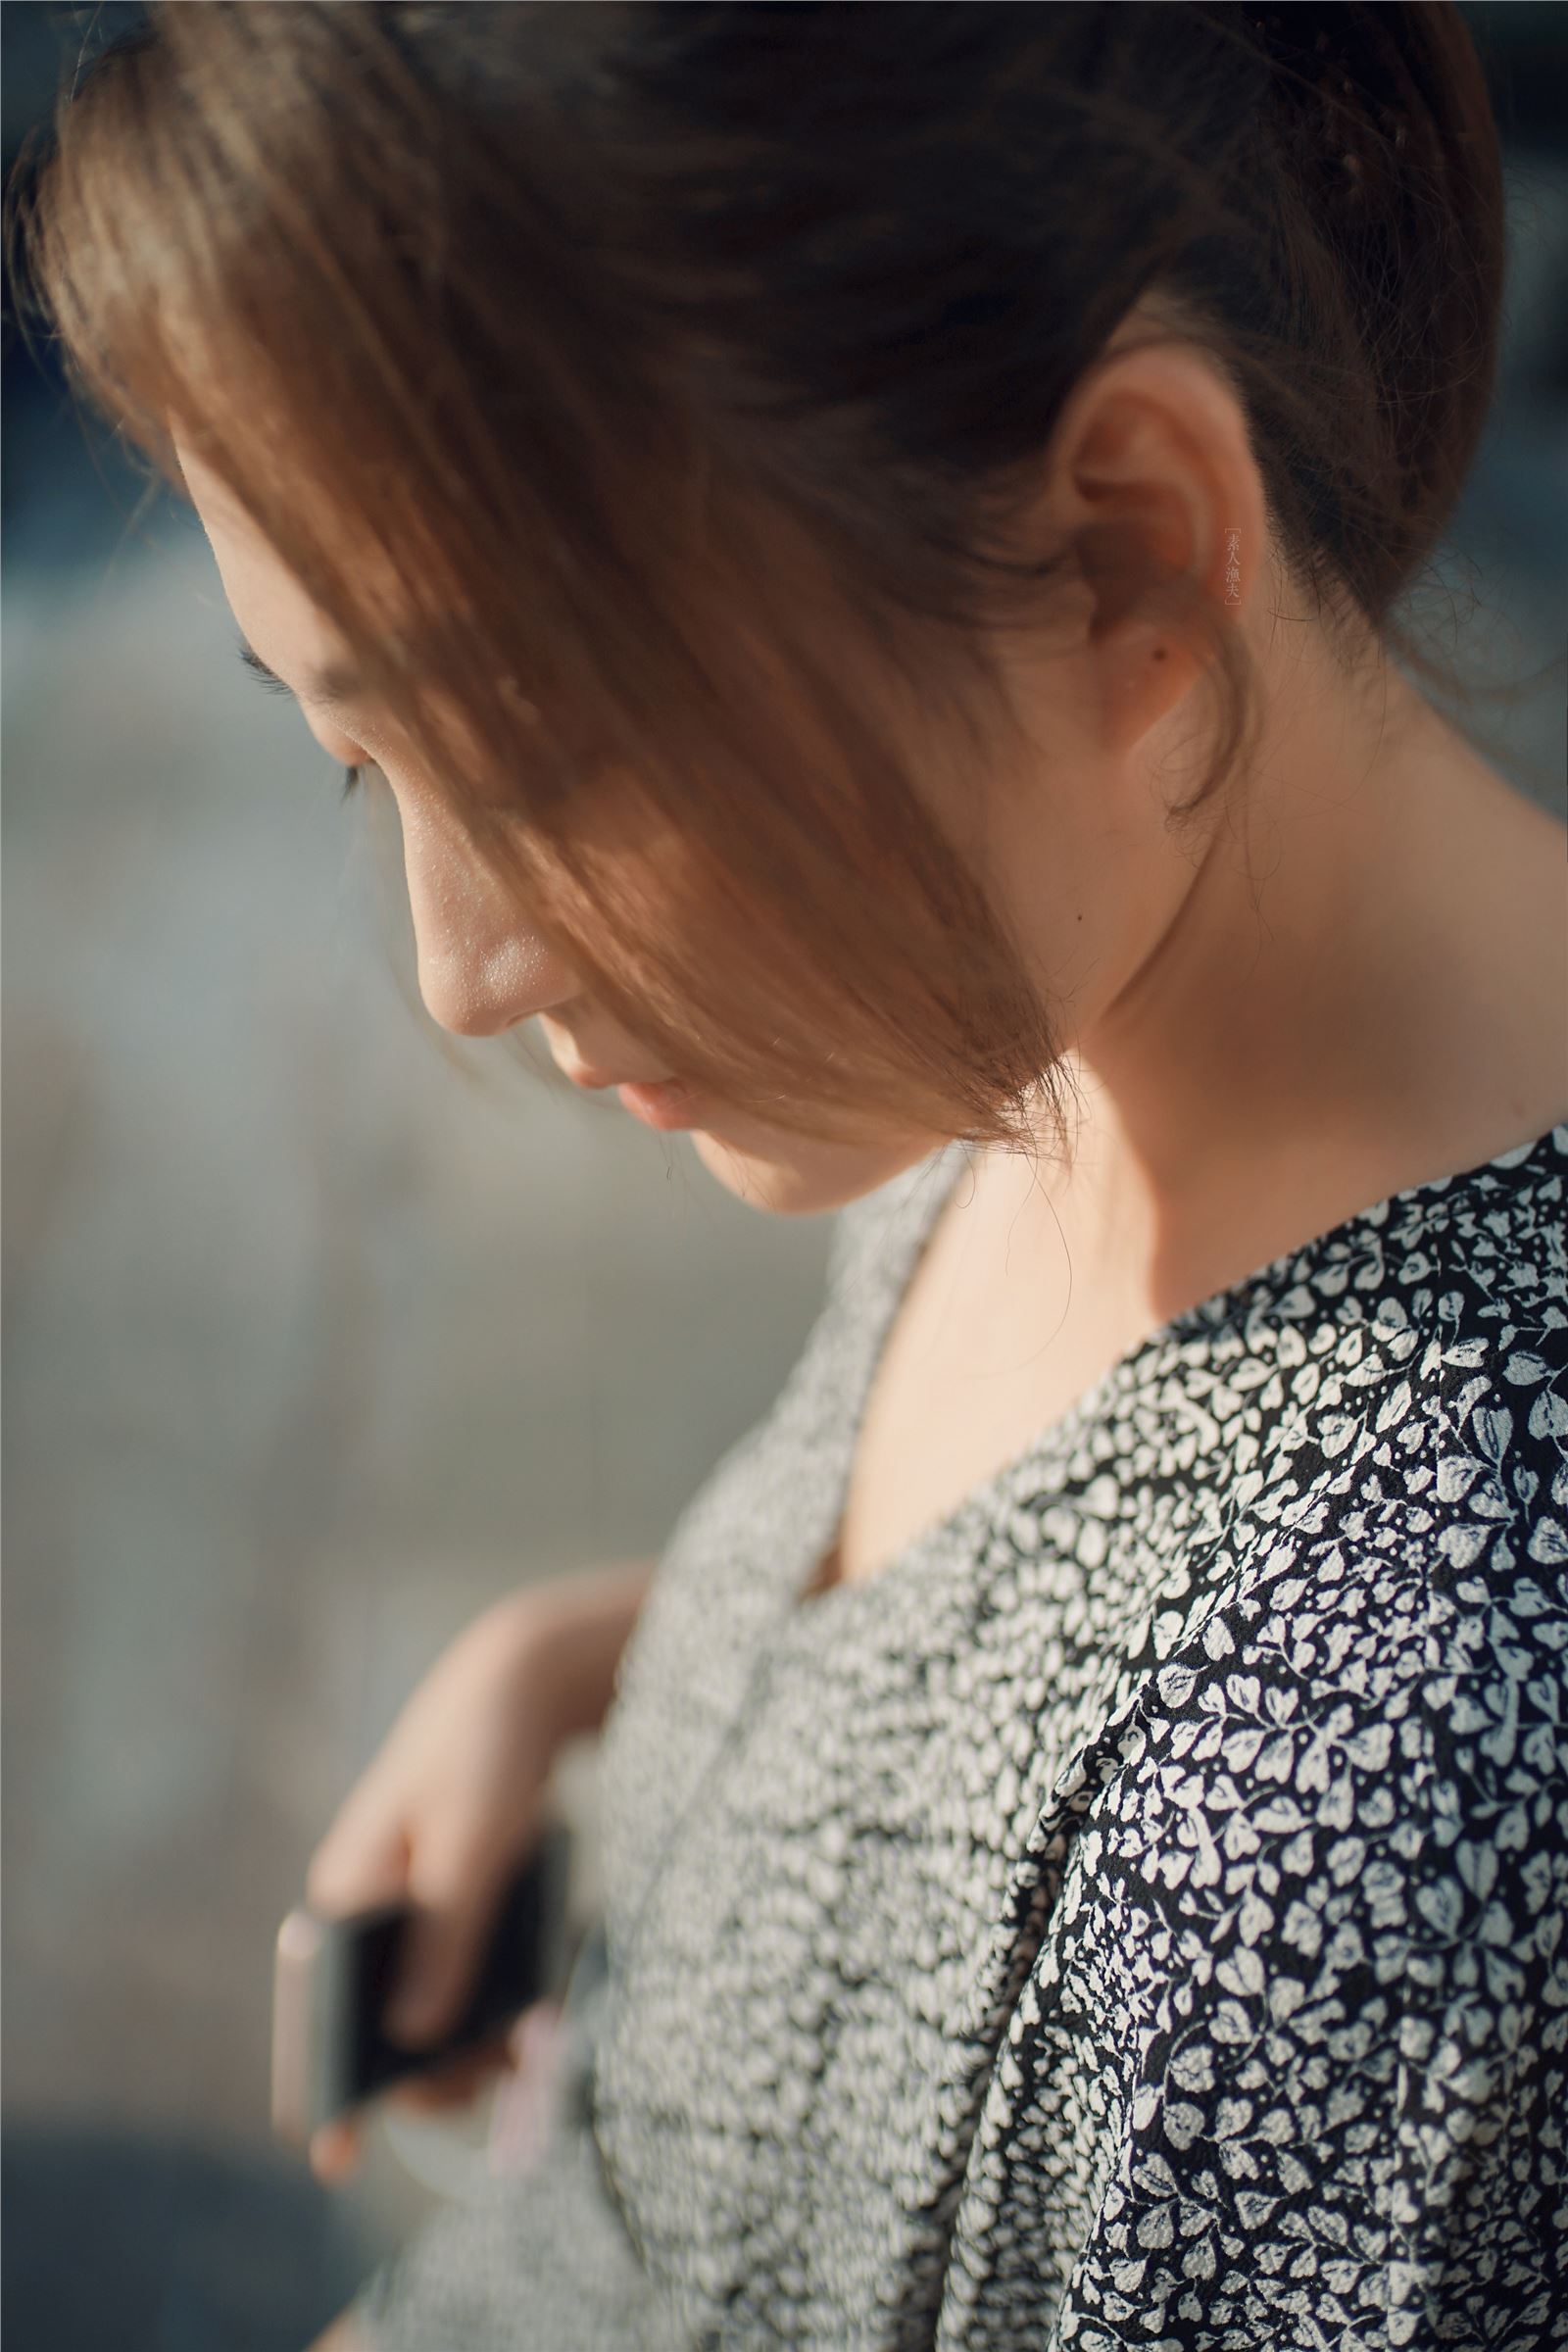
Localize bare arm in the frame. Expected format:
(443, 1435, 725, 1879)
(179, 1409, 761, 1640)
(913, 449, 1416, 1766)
(514, 1553, 660, 1748)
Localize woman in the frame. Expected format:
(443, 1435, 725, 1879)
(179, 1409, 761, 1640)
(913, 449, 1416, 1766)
(15, 3, 1566, 2344)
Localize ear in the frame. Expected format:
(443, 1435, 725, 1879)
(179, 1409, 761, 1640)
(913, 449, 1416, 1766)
(1044, 336, 1266, 760)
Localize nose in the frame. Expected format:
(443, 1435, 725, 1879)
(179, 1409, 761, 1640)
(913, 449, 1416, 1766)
(399, 788, 578, 1036)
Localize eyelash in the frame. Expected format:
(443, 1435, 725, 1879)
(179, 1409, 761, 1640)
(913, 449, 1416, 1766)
(238, 652, 366, 801)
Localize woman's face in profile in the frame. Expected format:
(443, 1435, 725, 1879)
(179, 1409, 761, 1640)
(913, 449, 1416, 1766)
(175, 439, 955, 1216)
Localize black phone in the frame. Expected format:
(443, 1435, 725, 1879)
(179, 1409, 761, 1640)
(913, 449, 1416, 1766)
(270, 1817, 574, 2149)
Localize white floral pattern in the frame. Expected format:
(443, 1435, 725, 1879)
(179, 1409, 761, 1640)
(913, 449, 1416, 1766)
(356, 1121, 1568, 2351)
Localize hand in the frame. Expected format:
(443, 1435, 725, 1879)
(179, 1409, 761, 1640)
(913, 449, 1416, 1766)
(302, 1587, 571, 2184)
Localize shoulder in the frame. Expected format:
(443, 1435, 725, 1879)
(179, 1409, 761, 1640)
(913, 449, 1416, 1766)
(1001, 1133, 1568, 2314)
(1030, 1120, 1568, 1852)
(1149, 1117, 1568, 1718)
(971, 1138, 1568, 2334)
(1107, 1181, 1568, 1982)
(1299, 1115, 1566, 1486)
(1404, 1117, 1566, 1492)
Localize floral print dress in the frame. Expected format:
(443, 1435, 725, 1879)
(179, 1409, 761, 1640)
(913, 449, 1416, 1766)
(355, 1120, 1568, 2351)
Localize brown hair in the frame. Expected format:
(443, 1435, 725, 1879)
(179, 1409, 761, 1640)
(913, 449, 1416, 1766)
(9, 2, 1506, 1152)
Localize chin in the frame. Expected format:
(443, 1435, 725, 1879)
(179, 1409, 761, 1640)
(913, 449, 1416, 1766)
(687, 1115, 951, 1218)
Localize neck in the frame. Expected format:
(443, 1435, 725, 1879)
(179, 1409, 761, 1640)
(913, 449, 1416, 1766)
(1011, 656, 1567, 1307)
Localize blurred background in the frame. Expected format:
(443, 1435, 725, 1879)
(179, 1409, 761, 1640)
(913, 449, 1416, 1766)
(3, 3, 1565, 2345)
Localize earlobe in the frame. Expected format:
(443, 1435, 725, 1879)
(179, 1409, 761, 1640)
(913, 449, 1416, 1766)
(1094, 619, 1204, 760)
(1074, 504, 1208, 755)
